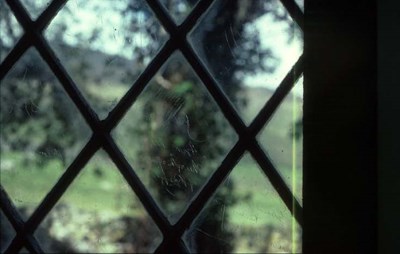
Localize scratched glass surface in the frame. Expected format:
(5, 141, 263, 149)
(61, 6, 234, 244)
(1, 0, 303, 252)
(0, 211, 15, 253)
(259, 77, 303, 205)
(35, 151, 162, 253)
(0, 2, 23, 63)
(189, 0, 303, 124)
(113, 51, 238, 223)
(0, 48, 91, 216)
(159, 0, 199, 24)
(44, 0, 168, 119)
(184, 153, 302, 253)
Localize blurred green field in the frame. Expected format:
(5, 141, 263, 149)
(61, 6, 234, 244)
(1, 83, 302, 224)
(0, 151, 301, 228)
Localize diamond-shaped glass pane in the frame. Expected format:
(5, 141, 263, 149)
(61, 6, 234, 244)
(0, 2, 24, 62)
(20, 0, 49, 20)
(0, 211, 15, 253)
(35, 150, 162, 253)
(189, 0, 303, 124)
(159, 0, 199, 24)
(44, 0, 168, 119)
(258, 77, 303, 205)
(184, 153, 301, 253)
(0, 48, 91, 217)
(113, 51, 238, 223)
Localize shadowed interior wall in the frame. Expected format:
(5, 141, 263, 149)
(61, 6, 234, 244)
(378, 0, 400, 253)
(304, 0, 377, 253)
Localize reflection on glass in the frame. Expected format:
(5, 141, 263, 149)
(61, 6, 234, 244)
(0, 211, 15, 253)
(0, 2, 23, 62)
(44, 0, 168, 119)
(35, 151, 162, 253)
(189, 0, 302, 124)
(184, 153, 301, 253)
(113, 51, 237, 223)
(259, 77, 303, 205)
(0, 48, 91, 217)
(159, 0, 198, 24)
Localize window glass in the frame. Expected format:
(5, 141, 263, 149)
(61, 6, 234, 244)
(35, 151, 162, 253)
(259, 77, 303, 205)
(189, 0, 302, 124)
(184, 153, 302, 253)
(160, 0, 199, 24)
(44, 0, 168, 119)
(0, 211, 15, 253)
(19, 0, 49, 20)
(0, 2, 23, 62)
(113, 51, 237, 223)
(0, 48, 91, 218)
(0, 0, 303, 252)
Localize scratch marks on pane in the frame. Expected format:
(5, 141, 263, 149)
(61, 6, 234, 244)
(158, 161, 167, 178)
(165, 102, 183, 122)
(165, 187, 176, 197)
(194, 228, 230, 244)
(230, 24, 240, 49)
(22, 67, 27, 81)
(224, 24, 240, 58)
(24, 100, 38, 118)
(24, 103, 31, 117)
(177, 174, 187, 187)
(221, 203, 226, 230)
(186, 115, 204, 142)
(224, 30, 235, 58)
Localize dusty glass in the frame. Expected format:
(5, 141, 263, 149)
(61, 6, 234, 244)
(0, 0, 303, 252)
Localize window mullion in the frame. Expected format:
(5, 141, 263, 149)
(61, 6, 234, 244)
(104, 40, 176, 132)
(280, 0, 305, 30)
(180, 0, 215, 33)
(249, 55, 304, 136)
(249, 141, 303, 226)
(34, 0, 67, 31)
(0, 34, 31, 80)
(180, 41, 248, 136)
(1, 188, 43, 254)
(33, 35, 101, 130)
(102, 135, 172, 236)
(175, 141, 245, 232)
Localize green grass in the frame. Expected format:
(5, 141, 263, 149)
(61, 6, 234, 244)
(0, 153, 64, 209)
(0, 152, 145, 218)
(0, 82, 303, 228)
(227, 156, 301, 227)
(1, 151, 301, 227)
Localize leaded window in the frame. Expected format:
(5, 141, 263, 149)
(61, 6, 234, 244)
(0, 0, 304, 253)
